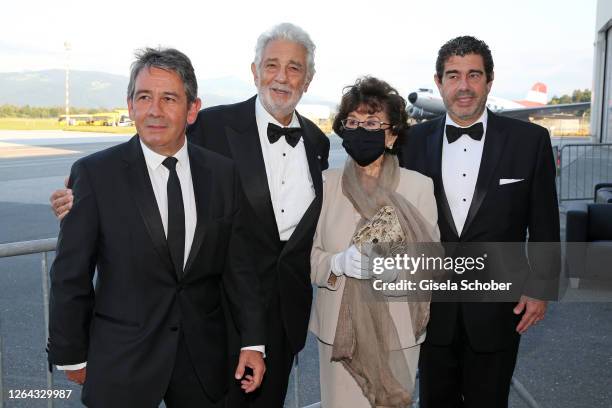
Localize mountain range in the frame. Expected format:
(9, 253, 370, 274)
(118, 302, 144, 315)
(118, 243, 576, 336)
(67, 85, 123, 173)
(0, 70, 335, 109)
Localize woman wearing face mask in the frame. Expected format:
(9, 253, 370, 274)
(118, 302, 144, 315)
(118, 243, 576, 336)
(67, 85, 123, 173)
(309, 77, 440, 408)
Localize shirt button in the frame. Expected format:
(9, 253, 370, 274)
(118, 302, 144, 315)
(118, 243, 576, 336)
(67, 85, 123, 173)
(282, 181, 285, 185)
(281, 209, 285, 213)
(464, 148, 467, 152)
(283, 153, 286, 157)
(462, 198, 467, 202)
(463, 173, 466, 177)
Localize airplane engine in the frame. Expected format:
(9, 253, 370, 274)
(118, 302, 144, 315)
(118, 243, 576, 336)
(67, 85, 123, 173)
(407, 105, 438, 121)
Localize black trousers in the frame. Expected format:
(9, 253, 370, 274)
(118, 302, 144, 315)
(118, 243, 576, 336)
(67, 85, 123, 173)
(418, 308, 520, 408)
(164, 331, 225, 408)
(226, 294, 295, 408)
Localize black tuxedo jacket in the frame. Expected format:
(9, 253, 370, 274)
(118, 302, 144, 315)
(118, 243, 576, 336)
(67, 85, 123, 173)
(187, 95, 330, 353)
(400, 110, 560, 351)
(47, 135, 265, 407)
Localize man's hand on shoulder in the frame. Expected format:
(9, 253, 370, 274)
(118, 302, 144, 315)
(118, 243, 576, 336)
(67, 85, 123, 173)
(514, 295, 547, 334)
(234, 349, 266, 393)
(65, 367, 86, 385)
(50, 176, 73, 220)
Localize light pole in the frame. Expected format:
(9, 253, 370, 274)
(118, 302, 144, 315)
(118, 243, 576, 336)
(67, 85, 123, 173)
(64, 41, 71, 126)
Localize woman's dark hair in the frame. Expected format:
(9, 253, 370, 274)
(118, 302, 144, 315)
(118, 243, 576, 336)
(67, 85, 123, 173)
(332, 77, 409, 144)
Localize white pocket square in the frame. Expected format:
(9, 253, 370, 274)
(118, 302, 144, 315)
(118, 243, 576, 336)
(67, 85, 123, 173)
(499, 178, 524, 185)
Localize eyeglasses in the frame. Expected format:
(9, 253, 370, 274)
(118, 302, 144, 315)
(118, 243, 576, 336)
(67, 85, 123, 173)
(341, 118, 392, 131)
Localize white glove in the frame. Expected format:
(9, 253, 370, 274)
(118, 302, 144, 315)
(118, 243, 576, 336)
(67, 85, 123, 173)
(331, 245, 371, 280)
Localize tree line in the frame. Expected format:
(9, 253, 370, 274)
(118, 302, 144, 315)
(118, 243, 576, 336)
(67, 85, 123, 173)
(1, 89, 593, 118)
(0, 105, 119, 118)
(549, 89, 591, 105)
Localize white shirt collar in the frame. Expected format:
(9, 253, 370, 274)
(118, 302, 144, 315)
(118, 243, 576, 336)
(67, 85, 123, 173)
(255, 95, 300, 129)
(140, 137, 189, 171)
(445, 109, 488, 134)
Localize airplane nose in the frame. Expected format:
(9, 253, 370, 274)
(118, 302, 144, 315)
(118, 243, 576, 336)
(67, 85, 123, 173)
(408, 92, 418, 104)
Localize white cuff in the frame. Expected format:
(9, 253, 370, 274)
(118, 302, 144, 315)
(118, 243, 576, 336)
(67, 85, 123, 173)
(241, 345, 266, 358)
(330, 253, 343, 277)
(56, 362, 87, 371)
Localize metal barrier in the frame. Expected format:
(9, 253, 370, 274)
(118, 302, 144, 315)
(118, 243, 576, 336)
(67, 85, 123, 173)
(0, 335, 3, 408)
(511, 377, 541, 408)
(0, 238, 56, 408)
(0, 239, 542, 408)
(292, 354, 300, 408)
(558, 143, 612, 202)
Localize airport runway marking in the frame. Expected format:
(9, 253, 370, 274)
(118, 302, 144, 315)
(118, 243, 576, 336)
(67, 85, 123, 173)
(0, 142, 79, 159)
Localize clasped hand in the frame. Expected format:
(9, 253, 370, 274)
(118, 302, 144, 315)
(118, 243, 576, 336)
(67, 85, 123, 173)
(332, 244, 371, 279)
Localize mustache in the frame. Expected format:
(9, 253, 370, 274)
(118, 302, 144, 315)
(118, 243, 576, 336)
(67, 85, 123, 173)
(143, 120, 168, 127)
(453, 90, 476, 99)
(269, 85, 292, 93)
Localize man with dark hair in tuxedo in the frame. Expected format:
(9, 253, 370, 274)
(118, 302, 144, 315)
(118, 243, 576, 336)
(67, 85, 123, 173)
(48, 47, 266, 408)
(400, 36, 560, 408)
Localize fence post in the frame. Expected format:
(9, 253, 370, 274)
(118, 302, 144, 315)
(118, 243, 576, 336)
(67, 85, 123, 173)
(0, 335, 4, 408)
(559, 144, 565, 202)
(41, 252, 54, 408)
(293, 354, 300, 408)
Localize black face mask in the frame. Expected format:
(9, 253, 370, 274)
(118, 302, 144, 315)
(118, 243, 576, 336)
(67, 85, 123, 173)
(341, 128, 386, 166)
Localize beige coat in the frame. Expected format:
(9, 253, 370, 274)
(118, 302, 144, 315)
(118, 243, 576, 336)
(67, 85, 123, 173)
(309, 167, 440, 349)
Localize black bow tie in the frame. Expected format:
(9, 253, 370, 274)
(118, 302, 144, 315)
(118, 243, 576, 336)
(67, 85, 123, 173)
(267, 123, 302, 148)
(445, 122, 484, 144)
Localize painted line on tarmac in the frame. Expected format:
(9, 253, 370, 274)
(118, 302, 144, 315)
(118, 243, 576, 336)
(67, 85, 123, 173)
(0, 142, 79, 159)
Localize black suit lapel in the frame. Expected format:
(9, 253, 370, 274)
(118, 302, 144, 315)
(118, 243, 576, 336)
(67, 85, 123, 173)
(427, 117, 460, 240)
(224, 98, 280, 242)
(183, 144, 212, 274)
(122, 135, 174, 273)
(297, 113, 323, 199)
(461, 110, 508, 238)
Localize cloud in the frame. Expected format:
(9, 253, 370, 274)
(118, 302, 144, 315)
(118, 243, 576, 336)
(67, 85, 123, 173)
(0, 0, 598, 102)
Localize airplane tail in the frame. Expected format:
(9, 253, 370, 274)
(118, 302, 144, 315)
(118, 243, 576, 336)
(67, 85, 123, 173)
(522, 82, 548, 106)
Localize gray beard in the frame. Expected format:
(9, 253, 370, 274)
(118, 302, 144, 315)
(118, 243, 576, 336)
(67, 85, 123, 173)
(257, 91, 300, 123)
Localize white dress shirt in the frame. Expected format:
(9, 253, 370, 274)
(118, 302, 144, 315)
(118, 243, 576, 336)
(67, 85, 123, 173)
(255, 96, 315, 241)
(441, 110, 488, 236)
(141, 138, 197, 265)
(58, 137, 263, 371)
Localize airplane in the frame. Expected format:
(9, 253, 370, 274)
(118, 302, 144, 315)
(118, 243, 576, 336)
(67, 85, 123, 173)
(407, 82, 590, 122)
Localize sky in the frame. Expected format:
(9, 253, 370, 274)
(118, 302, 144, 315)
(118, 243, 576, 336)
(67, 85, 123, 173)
(0, 0, 597, 103)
